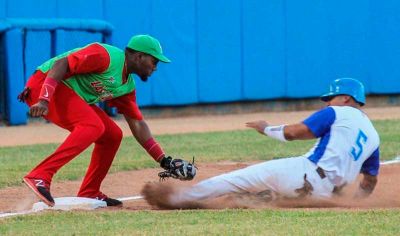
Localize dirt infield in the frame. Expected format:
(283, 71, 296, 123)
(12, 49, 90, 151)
(1, 106, 400, 212)
(1, 162, 400, 212)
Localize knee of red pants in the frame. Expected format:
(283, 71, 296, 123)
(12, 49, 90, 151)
(109, 125, 123, 145)
(73, 122, 106, 149)
(96, 123, 123, 146)
(87, 122, 106, 141)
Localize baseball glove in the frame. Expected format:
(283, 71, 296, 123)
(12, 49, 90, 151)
(158, 156, 197, 181)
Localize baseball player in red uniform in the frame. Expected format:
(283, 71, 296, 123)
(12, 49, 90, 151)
(18, 35, 196, 207)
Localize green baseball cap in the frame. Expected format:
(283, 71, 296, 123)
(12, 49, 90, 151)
(127, 35, 171, 63)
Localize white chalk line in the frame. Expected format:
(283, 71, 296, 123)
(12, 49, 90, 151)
(0, 211, 32, 218)
(117, 195, 143, 202)
(380, 156, 400, 165)
(0, 195, 143, 219)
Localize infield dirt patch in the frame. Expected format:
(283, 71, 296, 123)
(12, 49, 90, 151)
(1, 162, 400, 212)
(0, 107, 400, 212)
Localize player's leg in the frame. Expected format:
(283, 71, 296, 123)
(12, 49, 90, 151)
(171, 159, 286, 203)
(24, 84, 106, 202)
(259, 156, 335, 199)
(77, 105, 123, 204)
(172, 157, 334, 203)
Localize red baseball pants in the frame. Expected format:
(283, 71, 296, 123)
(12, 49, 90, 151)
(24, 71, 122, 198)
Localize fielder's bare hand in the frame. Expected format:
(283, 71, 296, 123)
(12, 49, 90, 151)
(246, 120, 269, 134)
(30, 100, 49, 117)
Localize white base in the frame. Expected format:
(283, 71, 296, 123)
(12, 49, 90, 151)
(32, 197, 107, 212)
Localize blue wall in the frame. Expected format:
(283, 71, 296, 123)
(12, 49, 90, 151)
(1, 0, 400, 110)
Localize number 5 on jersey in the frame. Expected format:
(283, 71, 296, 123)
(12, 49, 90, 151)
(351, 129, 368, 161)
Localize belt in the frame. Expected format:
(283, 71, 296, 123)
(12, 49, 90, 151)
(316, 166, 326, 179)
(316, 167, 345, 194)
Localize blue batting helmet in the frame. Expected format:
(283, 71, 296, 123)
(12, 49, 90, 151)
(320, 78, 366, 106)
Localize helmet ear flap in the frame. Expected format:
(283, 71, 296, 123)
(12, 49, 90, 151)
(343, 95, 355, 104)
(321, 95, 334, 102)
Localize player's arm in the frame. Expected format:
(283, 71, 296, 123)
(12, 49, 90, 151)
(124, 114, 196, 180)
(110, 93, 196, 181)
(354, 148, 380, 199)
(283, 123, 315, 140)
(46, 57, 70, 82)
(245, 121, 315, 141)
(246, 107, 335, 142)
(124, 115, 151, 141)
(123, 115, 166, 163)
(109, 93, 166, 163)
(30, 43, 109, 117)
(124, 115, 167, 161)
(29, 58, 70, 117)
(355, 173, 377, 199)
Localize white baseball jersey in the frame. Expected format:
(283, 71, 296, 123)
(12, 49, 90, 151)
(303, 106, 380, 186)
(170, 106, 380, 204)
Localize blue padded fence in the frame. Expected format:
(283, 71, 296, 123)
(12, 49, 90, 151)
(0, 32, 5, 121)
(4, 28, 26, 125)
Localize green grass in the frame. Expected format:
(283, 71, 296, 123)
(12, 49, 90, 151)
(1, 209, 400, 235)
(0, 119, 399, 188)
(1, 119, 400, 235)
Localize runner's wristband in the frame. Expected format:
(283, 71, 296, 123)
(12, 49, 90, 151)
(39, 77, 59, 102)
(263, 125, 287, 142)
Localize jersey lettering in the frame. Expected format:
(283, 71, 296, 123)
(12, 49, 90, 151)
(90, 81, 106, 94)
(350, 129, 368, 161)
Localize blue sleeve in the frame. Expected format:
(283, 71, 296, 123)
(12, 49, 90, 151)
(361, 148, 380, 176)
(302, 107, 336, 138)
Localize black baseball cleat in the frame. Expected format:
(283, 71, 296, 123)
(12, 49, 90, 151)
(23, 177, 55, 207)
(103, 197, 123, 207)
(95, 193, 123, 207)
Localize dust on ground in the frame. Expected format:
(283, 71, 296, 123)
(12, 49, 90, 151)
(0, 107, 400, 212)
(1, 162, 400, 212)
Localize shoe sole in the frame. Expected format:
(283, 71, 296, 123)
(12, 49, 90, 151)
(23, 178, 55, 207)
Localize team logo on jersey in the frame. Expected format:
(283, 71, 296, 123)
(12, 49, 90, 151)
(90, 80, 115, 101)
(91, 81, 106, 94)
(108, 77, 115, 84)
(99, 93, 113, 101)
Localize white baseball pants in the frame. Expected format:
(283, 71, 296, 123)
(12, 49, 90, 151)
(171, 156, 335, 204)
